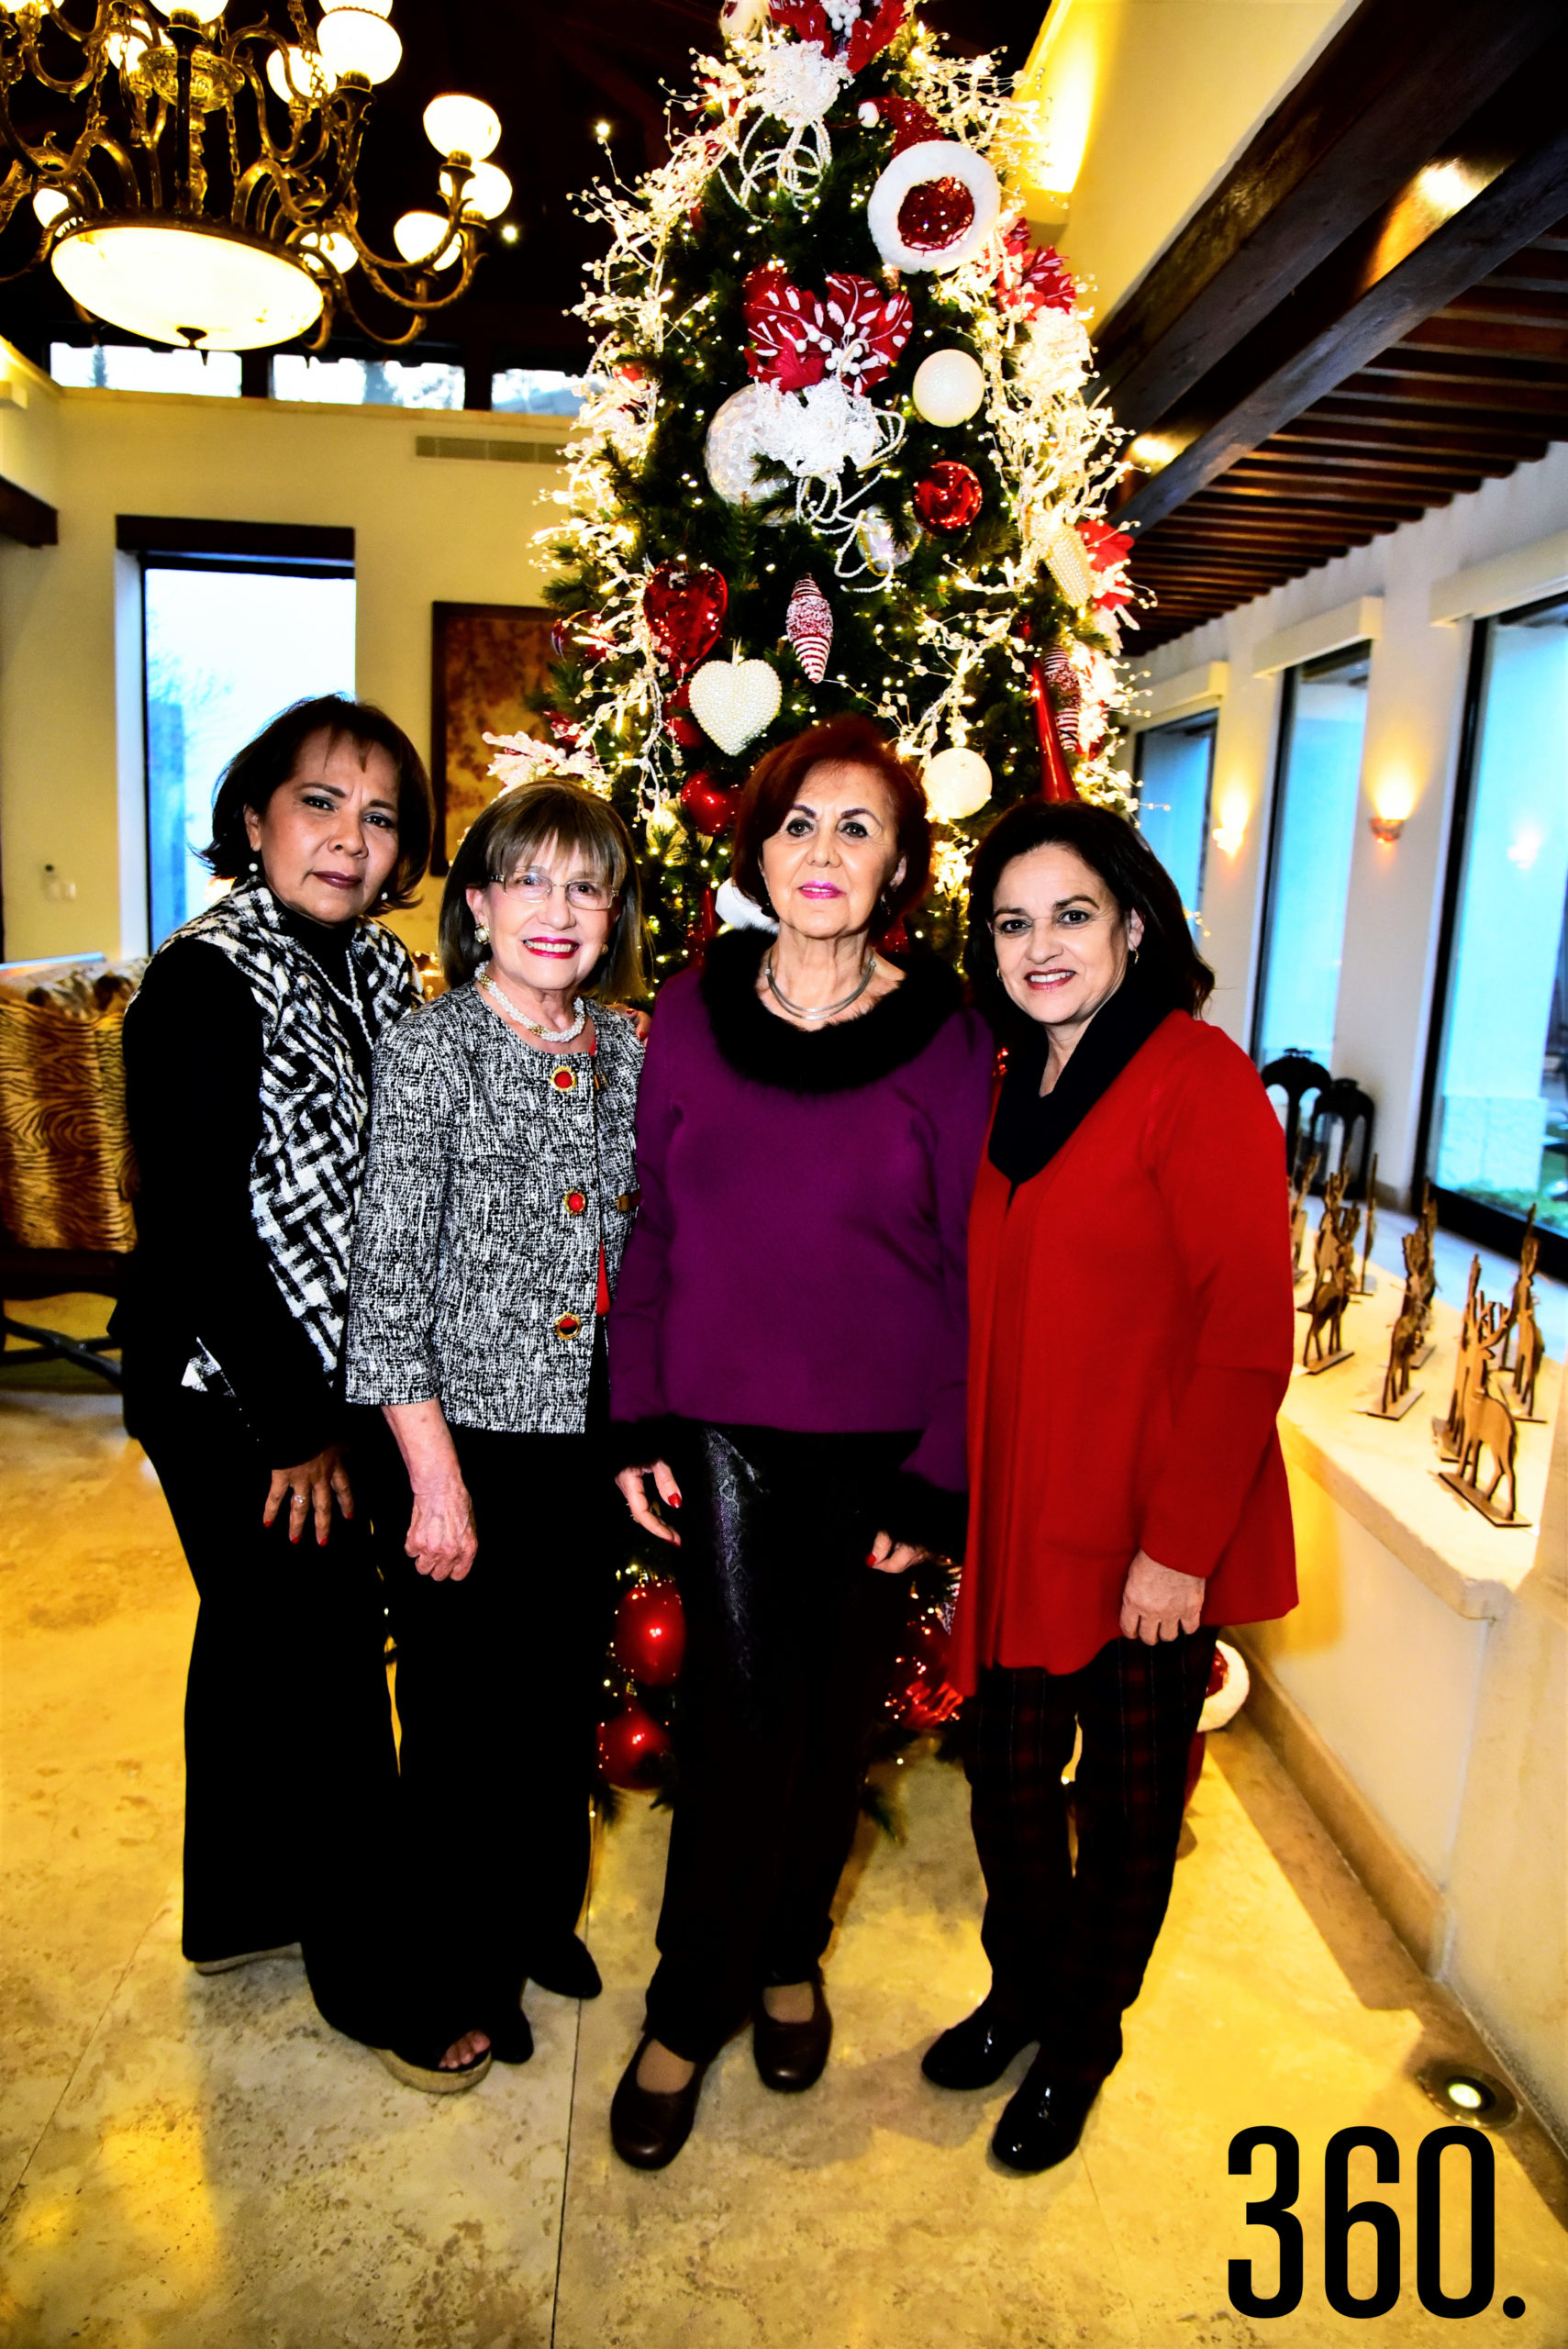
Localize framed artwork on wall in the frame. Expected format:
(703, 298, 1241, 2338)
(429, 601, 554, 874)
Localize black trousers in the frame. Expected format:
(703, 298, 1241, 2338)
(133, 1383, 406, 2045)
(966, 1629, 1217, 2087)
(644, 1421, 917, 2065)
(356, 1407, 617, 2033)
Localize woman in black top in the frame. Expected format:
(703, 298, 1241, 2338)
(117, 694, 489, 2090)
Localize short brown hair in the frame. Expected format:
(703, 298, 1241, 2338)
(439, 781, 649, 1000)
(205, 694, 434, 911)
(729, 715, 932, 926)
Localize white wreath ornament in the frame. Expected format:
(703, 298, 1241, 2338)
(866, 139, 1002, 273)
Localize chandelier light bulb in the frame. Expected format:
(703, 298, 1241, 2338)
(440, 161, 511, 220)
(105, 27, 151, 70)
(299, 228, 359, 273)
(32, 186, 71, 226)
(393, 209, 461, 268)
(266, 44, 339, 103)
(422, 93, 500, 161)
(316, 7, 401, 83)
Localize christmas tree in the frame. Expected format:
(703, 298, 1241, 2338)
(496, 0, 1137, 978)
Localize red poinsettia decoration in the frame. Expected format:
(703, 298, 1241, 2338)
(743, 267, 913, 394)
(771, 0, 906, 72)
(995, 221, 1078, 317)
(1079, 518, 1134, 611)
(858, 93, 940, 153)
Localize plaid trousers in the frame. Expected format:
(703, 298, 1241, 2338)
(966, 1628, 1217, 2087)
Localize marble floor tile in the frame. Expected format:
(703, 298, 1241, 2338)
(3, 1358, 1565, 2346)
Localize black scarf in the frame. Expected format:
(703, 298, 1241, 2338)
(987, 957, 1177, 1190)
(698, 926, 964, 1096)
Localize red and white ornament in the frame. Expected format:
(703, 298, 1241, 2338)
(786, 575, 833, 682)
(744, 268, 912, 395)
(867, 139, 1001, 273)
(772, 0, 906, 73)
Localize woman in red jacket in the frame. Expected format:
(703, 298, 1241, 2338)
(929, 798, 1296, 2174)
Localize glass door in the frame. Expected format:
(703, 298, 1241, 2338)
(1134, 710, 1216, 930)
(1425, 592, 1568, 1254)
(1251, 641, 1373, 1069)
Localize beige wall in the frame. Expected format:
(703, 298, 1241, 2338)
(0, 348, 570, 966)
(1017, 0, 1357, 320)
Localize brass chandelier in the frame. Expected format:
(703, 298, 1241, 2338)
(0, 0, 509, 350)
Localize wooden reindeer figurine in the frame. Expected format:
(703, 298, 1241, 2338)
(1439, 1256, 1485, 1458)
(1501, 1213, 1545, 1420)
(1372, 1249, 1425, 1419)
(1357, 1153, 1379, 1296)
(1443, 1354, 1526, 1527)
(1303, 1239, 1353, 1371)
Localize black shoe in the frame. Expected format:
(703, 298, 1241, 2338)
(990, 2062, 1100, 2173)
(610, 2036, 707, 2170)
(485, 2005, 534, 2065)
(921, 1998, 1037, 2089)
(528, 1933, 602, 2002)
(753, 1983, 832, 2093)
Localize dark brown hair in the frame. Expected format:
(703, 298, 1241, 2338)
(964, 798, 1215, 1030)
(204, 694, 434, 911)
(439, 780, 649, 1000)
(729, 714, 932, 926)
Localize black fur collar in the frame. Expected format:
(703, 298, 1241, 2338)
(698, 927, 964, 1095)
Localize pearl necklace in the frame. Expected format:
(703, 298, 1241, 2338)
(309, 951, 377, 1056)
(764, 949, 878, 1022)
(481, 963, 588, 1042)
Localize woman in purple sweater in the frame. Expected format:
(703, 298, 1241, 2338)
(608, 714, 993, 2168)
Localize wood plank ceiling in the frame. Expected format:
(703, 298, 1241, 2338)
(1128, 220, 1568, 648)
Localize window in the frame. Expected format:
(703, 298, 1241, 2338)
(138, 543, 356, 945)
(1133, 710, 1215, 927)
(1425, 592, 1568, 1247)
(490, 368, 586, 417)
(271, 353, 463, 407)
(1252, 641, 1373, 1068)
(50, 342, 240, 396)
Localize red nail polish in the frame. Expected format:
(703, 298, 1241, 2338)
(669, 1489, 682, 1507)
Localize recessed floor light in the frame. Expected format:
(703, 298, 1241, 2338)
(1417, 2062, 1518, 2131)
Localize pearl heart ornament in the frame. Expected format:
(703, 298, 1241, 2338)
(688, 657, 783, 758)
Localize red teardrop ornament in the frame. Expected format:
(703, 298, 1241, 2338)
(596, 1701, 672, 1790)
(913, 461, 983, 534)
(614, 1577, 686, 1687)
(679, 773, 737, 835)
(643, 563, 728, 674)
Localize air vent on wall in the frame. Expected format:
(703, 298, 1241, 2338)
(415, 434, 566, 465)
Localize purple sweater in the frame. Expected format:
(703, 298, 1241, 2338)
(608, 931, 994, 1495)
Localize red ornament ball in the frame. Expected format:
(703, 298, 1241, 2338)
(643, 562, 728, 674)
(614, 1577, 686, 1687)
(596, 1701, 672, 1790)
(550, 611, 608, 665)
(679, 773, 737, 836)
(896, 175, 976, 253)
(913, 462, 983, 534)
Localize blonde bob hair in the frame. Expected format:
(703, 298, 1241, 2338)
(439, 781, 649, 1000)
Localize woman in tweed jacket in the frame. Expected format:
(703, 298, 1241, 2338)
(347, 781, 646, 2066)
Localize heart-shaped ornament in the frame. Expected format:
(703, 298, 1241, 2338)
(643, 563, 728, 673)
(688, 657, 783, 759)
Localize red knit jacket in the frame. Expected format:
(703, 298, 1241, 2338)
(948, 1012, 1297, 1689)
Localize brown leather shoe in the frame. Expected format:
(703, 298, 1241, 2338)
(610, 2036, 706, 2169)
(752, 1982, 832, 2092)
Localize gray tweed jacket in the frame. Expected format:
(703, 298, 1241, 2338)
(344, 983, 641, 1432)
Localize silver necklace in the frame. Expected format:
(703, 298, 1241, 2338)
(764, 949, 878, 1022)
(310, 949, 377, 1055)
(481, 963, 588, 1042)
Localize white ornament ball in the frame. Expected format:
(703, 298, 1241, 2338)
(689, 657, 784, 758)
(1197, 1640, 1249, 1733)
(705, 385, 777, 507)
(923, 746, 993, 823)
(866, 139, 1002, 273)
(912, 348, 985, 427)
(855, 506, 917, 574)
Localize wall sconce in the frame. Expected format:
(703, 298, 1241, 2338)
(1211, 792, 1249, 858)
(1368, 813, 1406, 844)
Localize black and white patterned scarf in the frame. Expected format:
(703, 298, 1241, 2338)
(168, 877, 419, 1389)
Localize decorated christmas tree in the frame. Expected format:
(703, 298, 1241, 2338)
(500, 0, 1137, 978)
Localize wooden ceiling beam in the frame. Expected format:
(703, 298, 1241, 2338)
(1089, 0, 1566, 432)
(1325, 373, 1568, 423)
(1238, 444, 1502, 481)
(1277, 409, 1549, 459)
(1112, 46, 1568, 536)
